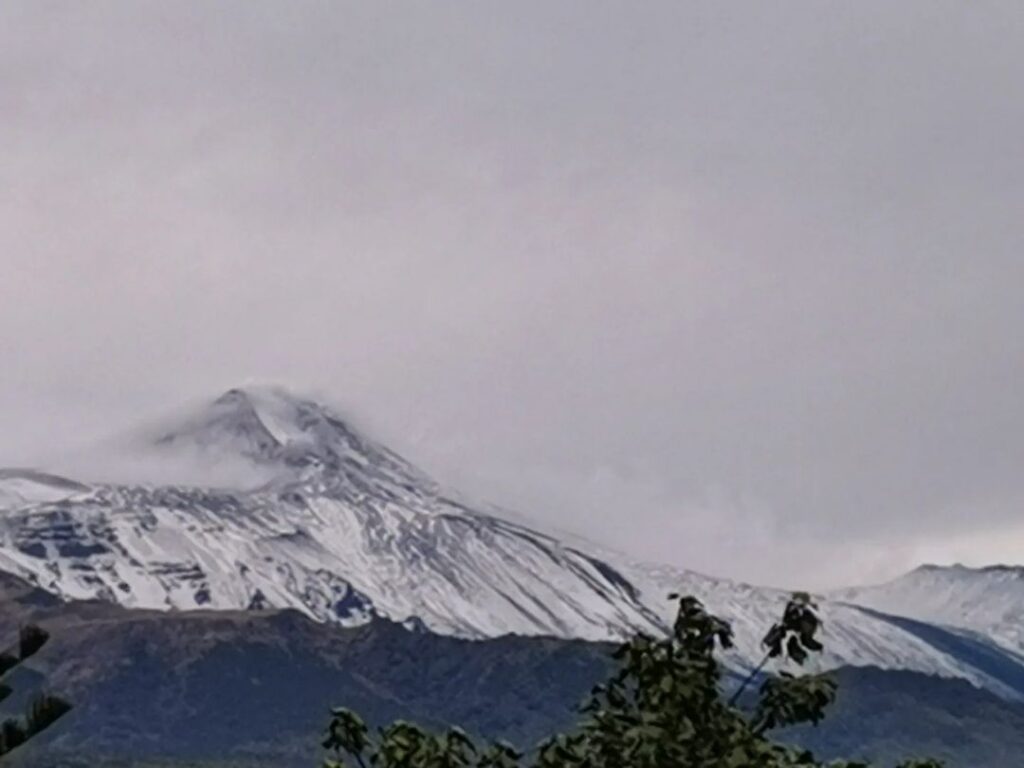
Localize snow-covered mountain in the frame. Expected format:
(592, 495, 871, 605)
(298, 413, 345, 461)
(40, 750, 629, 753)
(0, 387, 666, 640)
(1, 386, 1023, 700)
(834, 564, 1024, 654)
(0, 469, 89, 510)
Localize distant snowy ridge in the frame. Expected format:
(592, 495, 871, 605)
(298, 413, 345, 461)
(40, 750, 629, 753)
(0, 469, 90, 510)
(1, 386, 1023, 701)
(834, 564, 1024, 654)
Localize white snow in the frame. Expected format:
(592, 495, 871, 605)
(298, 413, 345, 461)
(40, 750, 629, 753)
(0, 387, 1022, 701)
(0, 470, 88, 510)
(834, 564, 1024, 654)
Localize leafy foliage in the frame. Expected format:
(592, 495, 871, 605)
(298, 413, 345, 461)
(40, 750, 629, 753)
(26, 692, 73, 737)
(0, 653, 19, 678)
(0, 622, 71, 756)
(322, 594, 943, 768)
(19, 624, 50, 661)
(1, 718, 27, 753)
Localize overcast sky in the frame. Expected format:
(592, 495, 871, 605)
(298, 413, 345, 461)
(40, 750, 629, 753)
(1, 2, 1022, 590)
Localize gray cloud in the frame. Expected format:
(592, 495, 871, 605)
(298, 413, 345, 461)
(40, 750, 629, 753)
(1, 1, 1022, 589)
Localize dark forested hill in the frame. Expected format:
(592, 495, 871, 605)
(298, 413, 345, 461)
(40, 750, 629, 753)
(1, 571, 1023, 768)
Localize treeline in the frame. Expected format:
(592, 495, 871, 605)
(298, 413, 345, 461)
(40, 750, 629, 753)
(322, 594, 944, 768)
(0, 624, 70, 756)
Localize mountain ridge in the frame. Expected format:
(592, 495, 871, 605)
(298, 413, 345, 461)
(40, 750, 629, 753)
(835, 563, 1024, 655)
(2, 570, 1023, 768)
(0, 386, 1022, 702)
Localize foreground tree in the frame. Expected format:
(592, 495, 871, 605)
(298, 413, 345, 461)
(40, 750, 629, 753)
(322, 593, 942, 768)
(0, 624, 71, 758)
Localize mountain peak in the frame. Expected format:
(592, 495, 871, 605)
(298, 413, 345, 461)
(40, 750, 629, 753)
(213, 383, 304, 410)
(148, 385, 428, 490)
(154, 387, 287, 460)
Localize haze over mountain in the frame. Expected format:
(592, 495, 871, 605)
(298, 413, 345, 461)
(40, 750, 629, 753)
(3, 2, 1024, 593)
